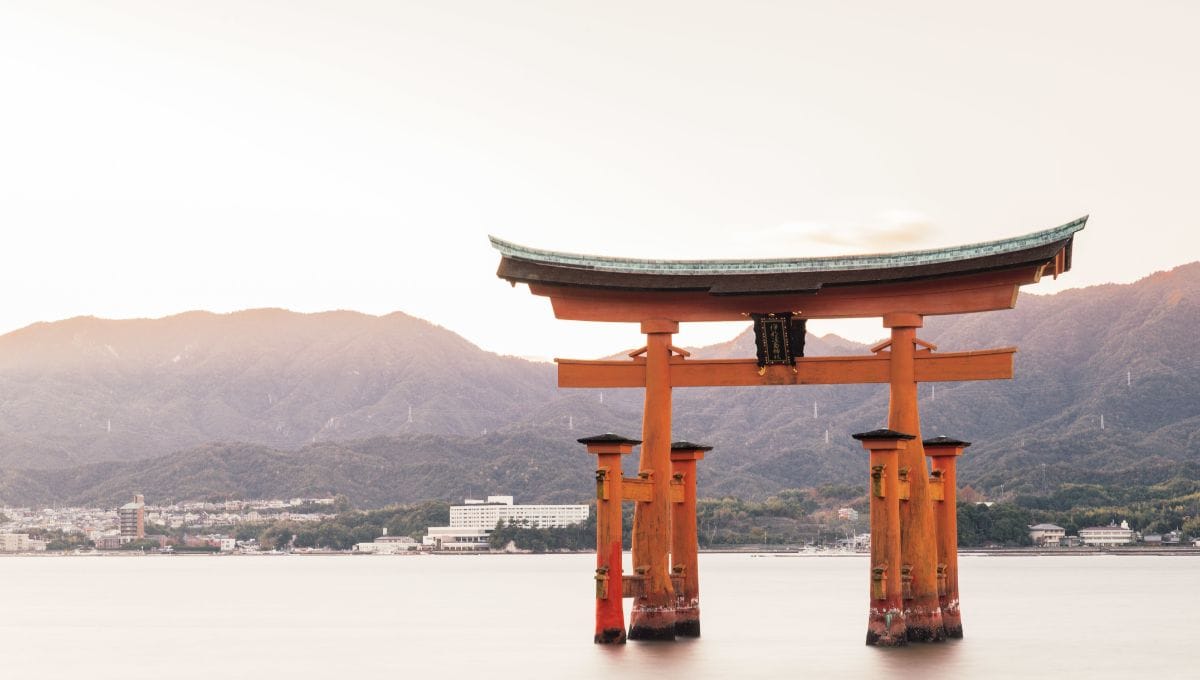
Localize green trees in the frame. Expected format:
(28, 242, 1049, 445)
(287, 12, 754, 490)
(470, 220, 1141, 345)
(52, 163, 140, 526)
(1009, 476, 1200, 540)
(34, 529, 94, 551)
(256, 500, 451, 550)
(488, 518, 593, 552)
(957, 503, 1034, 547)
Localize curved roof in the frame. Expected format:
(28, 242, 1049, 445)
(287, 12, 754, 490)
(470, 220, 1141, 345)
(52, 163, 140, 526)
(491, 216, 1085, 296)
(852, 428, 917, 441)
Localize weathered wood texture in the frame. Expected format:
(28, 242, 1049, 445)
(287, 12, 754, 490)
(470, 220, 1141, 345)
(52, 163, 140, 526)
(670, 448, 705, 637)
(628, 329, 677, 640)
(887, 325, 945, 642)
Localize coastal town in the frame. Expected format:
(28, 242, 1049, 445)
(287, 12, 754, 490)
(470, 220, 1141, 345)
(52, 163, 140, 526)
(0, 493, 591, 555)
(3, 493, 1198, 555)
(0, 494, 339, 553)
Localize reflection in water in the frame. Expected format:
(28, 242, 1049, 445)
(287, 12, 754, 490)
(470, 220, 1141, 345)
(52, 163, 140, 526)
(0, 553, 1196, 679)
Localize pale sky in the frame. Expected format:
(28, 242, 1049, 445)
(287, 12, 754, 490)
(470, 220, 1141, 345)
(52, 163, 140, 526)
(2, 1, 1197, 360)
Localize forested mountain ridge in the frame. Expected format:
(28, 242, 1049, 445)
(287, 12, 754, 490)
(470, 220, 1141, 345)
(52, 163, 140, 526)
(0, 263, 1197, 507)
(0, 309, 554, 469)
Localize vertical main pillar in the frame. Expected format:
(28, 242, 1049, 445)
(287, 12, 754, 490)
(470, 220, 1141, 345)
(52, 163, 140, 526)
(629, 319, 677, 640)
(882, 313, 945, 642)
(579, 433, 640, 644)
(853, 429, 914, 646)
(670, 441, 711, 637)
(925, 436, 970, 639)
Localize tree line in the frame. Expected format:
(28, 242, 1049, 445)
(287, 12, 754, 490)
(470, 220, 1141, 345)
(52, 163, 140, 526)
(185, 475, 1200, 553)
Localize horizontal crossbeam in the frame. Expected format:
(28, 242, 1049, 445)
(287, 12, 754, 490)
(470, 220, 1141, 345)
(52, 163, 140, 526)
(558, 349, 1015, 388)
(620, 478, 685, 503)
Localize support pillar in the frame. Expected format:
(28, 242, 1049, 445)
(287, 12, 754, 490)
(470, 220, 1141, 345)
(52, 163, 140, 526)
(629, 319, 677, 640)
(578, 434, 639, 644)
(925, 436, 970, 639)
(853, 429, 914, 646)
(670, 441, 711, 637)
(882, 313, 944, 641)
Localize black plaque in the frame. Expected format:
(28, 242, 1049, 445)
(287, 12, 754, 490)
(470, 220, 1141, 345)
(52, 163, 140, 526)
(752, 313, 806, 368)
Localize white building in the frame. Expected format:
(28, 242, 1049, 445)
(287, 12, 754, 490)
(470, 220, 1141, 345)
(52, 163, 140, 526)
(1028, 523, 1066, 547)
(423, 495, 589, 551)
(1078, 520, 1135, 546)
(421, 526, 492, 552)
(450, 496, 589, 530)
(0, 533, 47, 552)
(355, 530, 421, 554)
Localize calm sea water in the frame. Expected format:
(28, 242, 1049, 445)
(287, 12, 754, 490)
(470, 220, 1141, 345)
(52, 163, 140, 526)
(1, 553, 1196, 679)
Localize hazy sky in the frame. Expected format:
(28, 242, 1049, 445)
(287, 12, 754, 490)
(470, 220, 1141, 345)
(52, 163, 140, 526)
(2, 2, 1197, 359)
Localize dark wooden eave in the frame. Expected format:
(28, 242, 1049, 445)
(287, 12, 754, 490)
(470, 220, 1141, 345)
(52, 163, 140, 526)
(491, 217, 1085, 296)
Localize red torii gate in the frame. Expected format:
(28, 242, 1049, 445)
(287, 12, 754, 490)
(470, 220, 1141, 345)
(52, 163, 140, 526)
(490, 217, 1085, 645)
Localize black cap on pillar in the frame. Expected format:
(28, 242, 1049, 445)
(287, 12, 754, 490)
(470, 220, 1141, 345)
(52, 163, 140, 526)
(577, 433, 642, 446)
(852, 429, 916, 441)
(922, 436, 971, 448)
(670, 441, 713, 452)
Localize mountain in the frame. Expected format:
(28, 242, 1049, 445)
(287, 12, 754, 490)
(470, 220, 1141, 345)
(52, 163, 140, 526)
(1, 263, 1198, 507)
(920, 263, 1200, 492)
(0, 309, 554, 469)
(0, 432, 594, 508)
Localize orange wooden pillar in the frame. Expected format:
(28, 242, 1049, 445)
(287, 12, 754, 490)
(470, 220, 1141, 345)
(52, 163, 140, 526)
(579, 433, 639, 644)
(882, 313, 945, 642)
(924, 436, 970, 639)
(854, 429, 913, 646)
(670, 441, 711, 637)
(629, 319, 678, 640)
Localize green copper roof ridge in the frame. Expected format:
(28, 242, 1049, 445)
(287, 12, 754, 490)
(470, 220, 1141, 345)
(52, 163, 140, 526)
(489, 215, 1086, 276)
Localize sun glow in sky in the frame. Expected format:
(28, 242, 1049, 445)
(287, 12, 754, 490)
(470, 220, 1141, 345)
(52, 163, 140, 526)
(2, 1, 1198, 359)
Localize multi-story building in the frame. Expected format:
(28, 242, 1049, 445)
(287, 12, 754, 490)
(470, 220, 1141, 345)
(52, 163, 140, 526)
(354, 530, 422, 554)
(1028, 523, 1066, 547)
(1078, 520, 1135, 546)
(119, 494, 145, 541)
(450, 495, 589, 530)
(0, 533, 47, 552)
(424, 495, 589, 551)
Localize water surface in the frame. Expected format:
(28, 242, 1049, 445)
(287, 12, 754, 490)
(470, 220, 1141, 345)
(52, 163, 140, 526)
(1, 553, 1194, 679)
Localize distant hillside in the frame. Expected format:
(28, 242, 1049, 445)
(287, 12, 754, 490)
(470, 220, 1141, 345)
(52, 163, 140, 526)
(1, 263, 1198, 506)
(0, 432, 595, 508)
(921, 263, 1200, 493)
(0, 309, 554, 468)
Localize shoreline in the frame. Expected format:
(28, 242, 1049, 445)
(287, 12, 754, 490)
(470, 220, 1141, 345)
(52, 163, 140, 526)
(5, 546, 1200, 557)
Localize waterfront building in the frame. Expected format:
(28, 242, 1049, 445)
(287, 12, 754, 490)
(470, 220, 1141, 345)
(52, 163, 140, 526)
(423, 495, 589, 551)
(422, 526, 492, 551)
(1028, 523, 1066, 547)
(837, 508, 859, 522)
(0, 533, 47, 552)
(451, 495, 589, 530)
(1078, 520, 1135, 546)
(94, 535, 123, 550)
(355, 530, 421, 554)
(119, 494, 145, 540)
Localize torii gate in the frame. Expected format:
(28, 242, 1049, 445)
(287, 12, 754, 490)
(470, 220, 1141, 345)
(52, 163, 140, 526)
(490, 217, 1085, 645)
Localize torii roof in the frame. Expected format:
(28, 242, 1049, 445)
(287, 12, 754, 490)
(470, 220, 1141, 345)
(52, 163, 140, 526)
(491, 217, 1084, 296)
(490, 216, 1085, 322)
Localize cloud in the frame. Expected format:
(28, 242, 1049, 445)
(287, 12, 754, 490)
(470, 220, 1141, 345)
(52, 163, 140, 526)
(763, 211, 940, 256)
